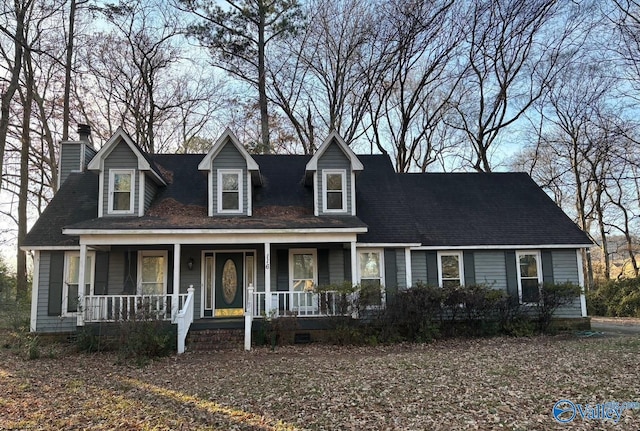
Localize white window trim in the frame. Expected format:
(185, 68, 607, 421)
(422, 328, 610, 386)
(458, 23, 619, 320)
(437, 251, 465, 288)
(137, 250, 168, 296)
(108, 169, 135, 214)
(217, 169, 243, 214)
(62, 251, 95, 316)
(357, 248, 386, 308)
(322, 169, 347, 213)
(516, 250, 543, 305)
(289, 248, 318, 291)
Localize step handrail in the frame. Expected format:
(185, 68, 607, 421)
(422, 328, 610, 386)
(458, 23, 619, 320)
(176, 286, 195, 354)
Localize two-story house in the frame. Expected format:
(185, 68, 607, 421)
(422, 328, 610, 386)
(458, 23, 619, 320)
(22, 126, 592, 350)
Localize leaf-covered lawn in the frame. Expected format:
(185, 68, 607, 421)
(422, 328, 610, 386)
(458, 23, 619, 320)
(1, 335, 639, 430)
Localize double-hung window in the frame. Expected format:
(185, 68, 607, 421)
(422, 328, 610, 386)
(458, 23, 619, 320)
(108, 169, 135, 214)
(438, 251, 464, 288)
(217, 169, 243, 213)
(323, 170, 346, 212)
(516, 251, 542, 304)
(358, 250, 384, 306)
(138, 250, 167, 296)
(63, 252, 95, 315)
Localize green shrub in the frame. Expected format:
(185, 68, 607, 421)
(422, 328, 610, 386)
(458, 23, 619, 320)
(319, 281, 580, 344)
(26, 335, 40, 360)
(587, 278, 640, 317)
(535, 282, 581, 332)
(117, 318, 176, 365)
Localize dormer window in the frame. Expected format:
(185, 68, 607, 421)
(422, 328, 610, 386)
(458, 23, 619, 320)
(323, 170, 346, 212)
(218, 169, 243, 213)
(108, 169, 134, 214)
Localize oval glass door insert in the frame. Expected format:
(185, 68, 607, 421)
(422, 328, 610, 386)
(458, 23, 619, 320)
(222, 259, 238, 304)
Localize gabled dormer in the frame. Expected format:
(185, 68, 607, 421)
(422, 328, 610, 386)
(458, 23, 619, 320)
(87, 127, 166, 217)
(198, 128, 261, 217)
(305, 132, 364, 216)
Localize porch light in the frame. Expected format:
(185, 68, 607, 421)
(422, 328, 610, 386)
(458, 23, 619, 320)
(187, 258, 194, 271)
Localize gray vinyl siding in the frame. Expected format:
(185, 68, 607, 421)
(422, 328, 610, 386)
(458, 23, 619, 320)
(317, 142, 352, 215)
(256, 248, 265, 293)
(178, 246, 202, 318)
(103, 140, 139, 216)
(474, 251, 508, 290)
(107, 250, 126, 295)
(551, 249, 583, 318)
(59, 142, 82, 186)
(411, 251, 427, 286)
(329, 248, 346, 284)
(36, 251, 77, 333)
(210, 142, 248, 215)
(552, 250, 580, 283)
(144, 177, 158, 212)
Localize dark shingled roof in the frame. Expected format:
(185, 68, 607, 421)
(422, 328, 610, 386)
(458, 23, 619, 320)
(355, 155, 419, 244)
(396, 172, 591, 246)
(22, 172, 98, 247)
(23, 152, 591, 247)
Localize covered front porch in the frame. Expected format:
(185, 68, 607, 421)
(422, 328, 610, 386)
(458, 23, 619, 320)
(68, 228, 366, 351)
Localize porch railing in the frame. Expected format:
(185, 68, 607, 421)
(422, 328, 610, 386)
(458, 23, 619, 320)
(83, 293, 189, 323)
(253, 291, 350, 318)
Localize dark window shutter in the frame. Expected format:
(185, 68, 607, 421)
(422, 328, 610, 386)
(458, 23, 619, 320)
(426, 251, 438, 287)
(463, 251, 475, 286)
(318, 249, 330, 287)
(343, 249, 352, 283)
(276, 249, 288, 291)
(384, 249, 397, 293)
(383, 249, 398, 306)
(123, 250, 137, 294)
(505, 251, 518, 301)
(541, 251, 554, 284)
(94, 252, 109, 295)
(48, 252, 65, 316)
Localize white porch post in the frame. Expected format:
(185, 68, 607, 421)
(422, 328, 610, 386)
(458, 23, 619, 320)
(30, 251, 40, 332)
(264, 242, 272, 315)
(405, 248, 412, 289)
(577, 249, 587, 317)
(244, 283, 254, 351)
(77, 243, 87, 326)
(350, 241, 358, 286)
(173, 243, 181, 321)
(350, 241, 358, 318)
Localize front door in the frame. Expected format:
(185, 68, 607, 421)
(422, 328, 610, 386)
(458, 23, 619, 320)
(214, 253, 244, 317)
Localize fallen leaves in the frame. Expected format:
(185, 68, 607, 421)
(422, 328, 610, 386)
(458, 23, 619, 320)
(0, 335, 639, 430)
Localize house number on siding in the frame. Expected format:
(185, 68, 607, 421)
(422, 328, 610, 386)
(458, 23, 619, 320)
(222, 259, 237, 304)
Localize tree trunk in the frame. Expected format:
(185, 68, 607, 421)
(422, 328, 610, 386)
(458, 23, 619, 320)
(62, 0, 77, 140)
(258, 0, 270, 153)
(17, 53, 34, 301)
(0, 3, 27, 189)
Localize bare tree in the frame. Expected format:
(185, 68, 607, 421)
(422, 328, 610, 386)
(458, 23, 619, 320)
(366, 0, 461, 172)
(76, 0, 223, 152)
(0, 0, 32, 189)
(181, 0, 303, 153)
(451, 0, 577, 172)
